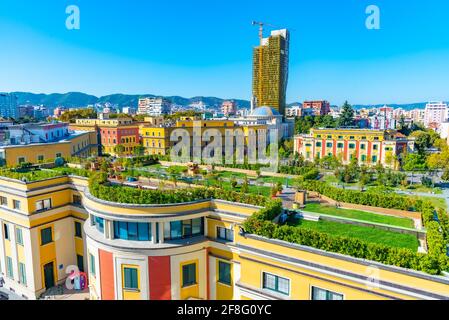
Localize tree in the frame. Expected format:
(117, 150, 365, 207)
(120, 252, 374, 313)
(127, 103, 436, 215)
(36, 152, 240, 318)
(133, 145, 146, 157)
(402, 153, 427, 172)
(58, 108, 97, 123)
(114, 144, 126, 156)
(338, 101, 355, 127)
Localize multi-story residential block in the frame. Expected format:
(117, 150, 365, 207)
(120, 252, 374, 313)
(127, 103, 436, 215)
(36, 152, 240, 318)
(122, 107, 136, 115)
(221, 101, 237, 117)
(252, 29, 289, 116)
(286, 105, 302, 118)
(378, 106, 394, 119)
(407, 108, 425, 124)
(0, 172, 448, 300)
(294, 128, 414, 168)
(369, 115, 397, 130)
(18, 105, 35, 119)
(424, 102, 448, 129)
(70, 117, 140, 156)
(0, 93, 19, 120)
(138, 98, 171, 116)
(302, 101, 331, 116)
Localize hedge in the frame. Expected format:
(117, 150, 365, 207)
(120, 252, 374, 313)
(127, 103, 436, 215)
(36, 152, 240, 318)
(297, 180, 424, 212)
(88, 173, 268, 207)
(243, 181, 449, 275)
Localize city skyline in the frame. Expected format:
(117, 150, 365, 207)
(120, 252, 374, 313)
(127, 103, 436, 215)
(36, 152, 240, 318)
(1, 0, 449, 105)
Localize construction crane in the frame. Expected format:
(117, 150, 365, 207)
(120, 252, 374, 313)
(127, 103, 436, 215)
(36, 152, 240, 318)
(252, 21, 280, 45)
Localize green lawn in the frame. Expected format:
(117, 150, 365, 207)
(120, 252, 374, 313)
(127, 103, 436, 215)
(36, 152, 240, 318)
(291, 219, 419, 251)
(304, 203, 415, 229)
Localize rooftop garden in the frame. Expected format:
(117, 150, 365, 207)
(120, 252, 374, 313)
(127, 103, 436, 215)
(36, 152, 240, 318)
(244, 184, 449, 275)
(88, 172, 269, 207)
(288, 218, 419, 251)
(0, 167, 63, 182)
(303, 202, 415, 229)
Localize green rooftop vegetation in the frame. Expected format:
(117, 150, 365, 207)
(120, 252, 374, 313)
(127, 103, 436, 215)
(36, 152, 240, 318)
(289, 218, 419, 251)
(244, 187, 449, 275)
(303, 203, 415, 229)
(0, 167, 63, 182)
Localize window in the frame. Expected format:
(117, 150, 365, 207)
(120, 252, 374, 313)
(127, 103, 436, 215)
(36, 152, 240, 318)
(13, 200, 21, 210)
(218, 261, 231, 285)
(4, 223, 9, 240)
(217, 227, 233, 242)
(113, 222, 151, 241)
(326, 143, 333, 148)
(123, 267, 139, 290)
(40, 227, 53, 245)
(182, 263, 197, 287)
(19, 263, 26, 285)
(349, 143, 355, 149)
(337, 143, 344, 148)
(89, 253, 96, 276)
(0, 196, 7, 206)
(77, 255, 84, 272)
(263, 273, 289, 295)
(361, 136, 367, 140)
(36, 199, 52, 212)
(165, 218, 204, 240)
(311, 287, 343, 300)
(75, 221, 82, 238)
(360, 144, 366, 150)
(6, 256, 13, 279)
(18, 157, 26, 164)
(94, 216, 104, 234)
(73, 195, 82, 205)
(361, 155, 367, 162)
(16, 228, 23, 246)
(56, 153, 62, 158)
(37, 155, 44, 162)
(373, 144, 378, 150)
(316, 142, 322, 147)
(372, 156, 378, 163)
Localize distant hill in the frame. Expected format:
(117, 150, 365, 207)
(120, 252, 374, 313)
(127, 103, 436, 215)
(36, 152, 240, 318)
(352, 103, 429, 110)
(9, 92, 438, 111)
(10, 92, 252, 109)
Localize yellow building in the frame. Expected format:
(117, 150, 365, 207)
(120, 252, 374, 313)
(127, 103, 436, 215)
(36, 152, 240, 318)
(0, 131, 98, 167)
(294, 128, 415, 168)
(141, 120, 268, 157)
(0, 170, 448, 300)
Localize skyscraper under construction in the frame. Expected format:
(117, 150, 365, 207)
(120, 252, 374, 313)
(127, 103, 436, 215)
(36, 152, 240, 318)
(252, 29, 290, 117)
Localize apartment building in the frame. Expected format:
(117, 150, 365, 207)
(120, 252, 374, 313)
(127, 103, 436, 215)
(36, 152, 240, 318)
(138, 98, 171, 116)
(302, 101, 331, 116)
(424, 102, 448, 129)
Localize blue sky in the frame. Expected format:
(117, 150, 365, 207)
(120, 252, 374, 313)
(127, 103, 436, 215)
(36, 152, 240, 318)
(1, 0, 449, 105)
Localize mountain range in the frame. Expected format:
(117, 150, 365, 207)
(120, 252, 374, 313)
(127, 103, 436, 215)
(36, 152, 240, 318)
(5, 92, 437, 111)
(9, 92, 251, 110)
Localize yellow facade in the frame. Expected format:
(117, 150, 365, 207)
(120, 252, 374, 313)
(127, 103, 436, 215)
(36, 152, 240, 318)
(0, 131, 98, 167)
(0, 173, 447, 301)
